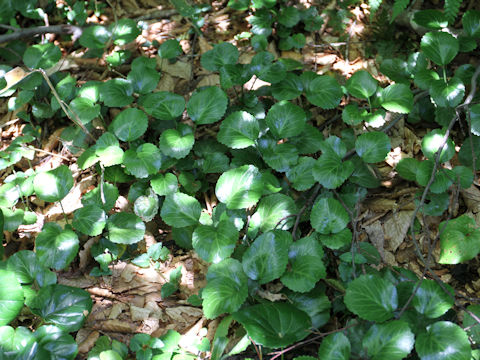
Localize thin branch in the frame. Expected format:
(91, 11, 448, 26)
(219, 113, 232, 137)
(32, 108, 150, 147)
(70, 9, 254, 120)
(0, 25, 83, 44)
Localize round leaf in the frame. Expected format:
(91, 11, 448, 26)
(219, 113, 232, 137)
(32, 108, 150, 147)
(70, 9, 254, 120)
(413, 10, 448, 29)
(34, 165, 73, 202)
(318, 333, 351, 360)
(313, 154, 355, 189)
(107, 212, 145, 244)
(202, 258, 247, 319)
(139, 91, 185, 120)
(430, 78, 465, 108)
(159, 128, 194, 159)
(242, 230, 292, 284)
(310, 198, 350, 234)
(420, 31, 459, 66)
(305, 75, 343, 109)
(134, 192, 159, 222)
(218, 111, 260, 149)
(249, 193, 296, 233)
(31, 284, 92, 332)
(81, 182, 119, 212)
(35, 325, 79, 359)
(161, 192, 201, 228)
(344, 274, 398, 322)
(271, 73, 303, 101)
(415, 321, 471, 360)
(215, 165, 263, 209)
(187, 87, 228, 125)
(412, 279, 454, 318)
(109, 108, 148, 142)
(23, 43, 61, 69)
(318, 228, 352, 250)
(201, 42, 239, 72)
(469, 104, 480, 136)
(463, 10, 480, 38)
(35, 223, 79, 270)
(346, 70, 378, 99)
(355, 131, 391, 163)
(192, 220, 239, 263)
(380, 83, 413, 113)
(286, 156, 316, 191)
(150, 173, 178, 196)
(464, 305, 480, 343)
(68, 97, 100, 125)
(280, 235, 326, 292)
(73, 205, 107, 236)
(100, 78, 133, 108)
(233, 302, 311, 348)
(439, 215, 480, 264)
(124, 143, 162, 178)
(363, 320, 414, 360)
(421, 128, 455, 162)
(265, 100, 306, 139)
(0, 269, 24, 326)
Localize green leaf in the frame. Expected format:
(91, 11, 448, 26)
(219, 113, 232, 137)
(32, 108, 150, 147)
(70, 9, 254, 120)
(124, 143, 162, 178)
(193, 220, 238, 263)
(100, 78, 133, 108)
(36, 223, 79, 270)
(421, 128, 455, 162)
(202, 258, 248, 319)
(438, 215, 480, 264)
(0, 326, 36, 357)
(463, 304, 480, 343)
(1, 208, 24, 232)
(151, 173, 178, 196)
(305, 75, 343, 109)
(265, 100, 306, 139)
(79, 25, 111, 48)
(187, 86, 228, 125)
(346, 70, 378, 99)
(278, 6, 300, 27)
(0, 269, 24, 326)
(271, 73, 303, 101)
(430, 78, 465, 108)
(111, 18, 140, 45)
(159, 127, 195, 159)
(280, 235, 326, 292)
(31, 284, 92, 332)
(95, 132, 124, 167)
(128, 63, 160, 94)
(420, 31, 459, 66)
(134, 191, 159, 222)
(469, 104, 480, 136)
(233, 302, 311, 348)
(109, 108, 148, 142)
(73, 205, 107, 236)
(452, 165, 474, 188)
(201, 42, 239, 72)
(415, 321, 471, 360)
(81, 182, 119, 212)
(249, 194, 296, 234)
(215, 165, 263, 209)
(380, 83, 413, 113)
(286, 156, 316, 191)
(23, 43, 61, 69)
(158, 39, 183, 59)
(34, 165, 73, 202)
(313, 153, 355, 189)
(345, 274, 397, 322)
(318, 333, 351, 360)
(7, 250, 56, 286)
(139, 91, 185, 120)
(68, 97, 100, 125)
(391, 0, 410, 21)
(463, 10, 480, 38)
(161, 192, 201, 227)
(310, 198, 350, 235)
(412, 279, 454, 318)
(396, 158, 420, 181)
(318, 228, 352, 250)
(107, 212, 145, 244)
(260, 141, 299, 172)
(218, 111, 260, 149)
(413, 9, 448, 29)
(355, 131, 391, 163)
(242, 230, 292, 284)
(363, 320, 414, 360)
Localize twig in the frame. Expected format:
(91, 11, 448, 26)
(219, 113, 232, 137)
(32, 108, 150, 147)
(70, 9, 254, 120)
(292, 184, 321, 240)
(28, 146, 70, 161)
(0, 25, 83, 44)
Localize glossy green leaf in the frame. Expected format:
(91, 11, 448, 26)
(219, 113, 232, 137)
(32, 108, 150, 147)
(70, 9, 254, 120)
(192, 220, 238, 263)
(395, 158, 420, 181)
(260, 141, 299, 172)
(305, 75, 343, 109)
(421, 128, 455, 162)
(134, 191, 159, 222)
(420, 31, 459, 66)
(107, 212, 145, 244)
(318, 228, 352, 250)
(469, 104, 480, 136)
(280, 235, 326, 292)
(463, 10, 480, 38)
(159, 127, 194, 159)
(151, 173, 178, 196)
(93, 132, 124, 168)
(415, 321, 471, 360)
(111, 18, 140, 45)
(451, 165, 474, 188)
(355, 131, 391, 163)
(34, 165, 73, 203)
(413, 10, 448, 29)
(215, 165, 263, 209)
(161, 192, 201, 227)
(100, 78, 133, 108)
(81, 182, 119, 212)
(271, 73, 303, 100)
(438, 215, 480, 264)
(265, 100, 306, 139)
(430, 78, 465, 108)
(201, 42, 239, 71)
(187, 86, 228, 125)
(158, 39, 183, 59)
(345, 274, 397, 322)
(286, 156, 316, 191)
(202, 258, 248, 319)
(139, 91, 185, 121)
(36, 223, 79, 270)
(342, 103, 368, 125)
(109, 108, 148, 142)
(233, 302, 311, 348)
(0, 326, 37, 357)
(362, 320, 414, 360)
(124, 143, 162, 178)
(73, 205, 107, 236)
(310, 198, 350, 234)
(68, 97, 100, 125)
(412, 279, 454, 318)
(127, 65, 160, 95)
(217, 111, 260, 149)
(1, 208, 24, 232)
(7, 250, 56, 287)
(35, 325, 78, 359)
(242, 230, 292, 284)
(463, 304, 480, 343)
(346, 70, 378, 99)
(380, 83, 413, 113)
(278, 6, 300, 26)
(249, 193, 296, 233)
(313, 153, 355, 189)
(0, 269, 24, 326)
(31, 284, 92, 332)
(318, 333, 351, 360)
(23, 43, 61, 69)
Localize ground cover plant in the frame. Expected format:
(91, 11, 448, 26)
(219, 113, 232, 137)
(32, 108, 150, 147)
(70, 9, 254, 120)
(1, 0, 480, 359)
